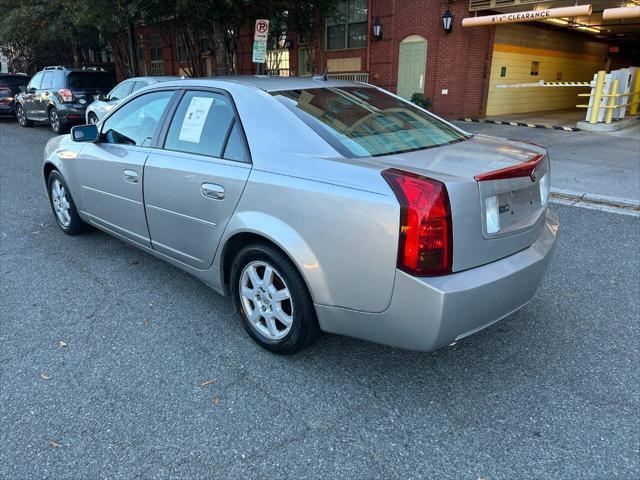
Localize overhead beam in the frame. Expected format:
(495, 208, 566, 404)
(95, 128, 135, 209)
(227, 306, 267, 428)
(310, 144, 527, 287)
(602, 6, 640, 20)
(462, 5, 593, 27)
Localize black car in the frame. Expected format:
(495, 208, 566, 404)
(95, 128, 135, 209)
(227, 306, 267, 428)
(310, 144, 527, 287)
(15, 66, 116, 133)
(0, 73, 31, 117)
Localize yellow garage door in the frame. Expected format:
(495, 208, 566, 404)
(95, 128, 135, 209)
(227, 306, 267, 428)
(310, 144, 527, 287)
(486, 24, 608, 116)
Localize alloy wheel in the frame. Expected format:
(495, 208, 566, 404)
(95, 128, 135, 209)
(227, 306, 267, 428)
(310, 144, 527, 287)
(17, 105, 25, 125)
(50, 178, 71, 227)
(49, 109, 59, 132)
(239, 260, 293, 341)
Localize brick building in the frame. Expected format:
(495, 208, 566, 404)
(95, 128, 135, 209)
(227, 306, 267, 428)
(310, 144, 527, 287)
(117, 0, 635, 119)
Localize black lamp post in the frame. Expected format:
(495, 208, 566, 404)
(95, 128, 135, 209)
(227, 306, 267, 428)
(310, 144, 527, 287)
(442, 9, 453, 33)
(372, 17, 383, 41)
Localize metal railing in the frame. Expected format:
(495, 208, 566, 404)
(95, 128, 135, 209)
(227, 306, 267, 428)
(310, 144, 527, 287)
(326, 72, 370, 83)
(577, 69, 640, 124)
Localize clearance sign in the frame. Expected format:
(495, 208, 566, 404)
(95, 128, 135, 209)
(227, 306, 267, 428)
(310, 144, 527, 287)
(462, 5, 592, 27)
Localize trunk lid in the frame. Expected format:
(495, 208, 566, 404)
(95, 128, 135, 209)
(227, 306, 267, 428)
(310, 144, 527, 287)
(360, 134, 550, 272)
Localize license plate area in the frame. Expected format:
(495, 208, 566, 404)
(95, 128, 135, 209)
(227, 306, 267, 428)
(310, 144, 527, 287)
(478, 168, 549, 239)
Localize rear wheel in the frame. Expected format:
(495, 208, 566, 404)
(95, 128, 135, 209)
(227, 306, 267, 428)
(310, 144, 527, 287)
(230, 243, 319, 354)
(16, 104, 33, 127)
(47, 170, 91, 235)
(49, 107, 68, 134)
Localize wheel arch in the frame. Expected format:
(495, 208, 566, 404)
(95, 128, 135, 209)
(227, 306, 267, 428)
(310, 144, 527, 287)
(217, 213, 332, 306)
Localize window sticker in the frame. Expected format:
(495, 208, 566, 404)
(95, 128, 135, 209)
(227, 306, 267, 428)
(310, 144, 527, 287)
(178, 96, 214, 143)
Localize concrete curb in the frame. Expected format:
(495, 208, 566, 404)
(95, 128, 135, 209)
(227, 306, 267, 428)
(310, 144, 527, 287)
(457, 118, 580, 132)
(576, 116, 639, 132)
(550, 188, 640, 216)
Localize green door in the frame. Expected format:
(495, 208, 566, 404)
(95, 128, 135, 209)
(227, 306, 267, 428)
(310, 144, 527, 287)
(397, 39, 427, 100)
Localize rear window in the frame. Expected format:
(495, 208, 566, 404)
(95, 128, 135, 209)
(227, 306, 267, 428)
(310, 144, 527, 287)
(67, 72, 116, 90)
(272, 87, 468, 157)
(0, 75, 30, 90)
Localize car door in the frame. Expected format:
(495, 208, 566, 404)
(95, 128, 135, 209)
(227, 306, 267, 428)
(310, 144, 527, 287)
(75, 89, 176, 247)
(22, 72, 43, 117)
(144, 89, 251, 269)
(36, 71, 54, 119)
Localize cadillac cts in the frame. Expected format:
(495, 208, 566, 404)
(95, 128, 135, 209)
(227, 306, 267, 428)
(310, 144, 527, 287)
(43, 77, 558, 354)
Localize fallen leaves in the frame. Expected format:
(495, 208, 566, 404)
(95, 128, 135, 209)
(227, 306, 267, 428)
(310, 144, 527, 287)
(48, 440, 61, 448)
(212, 397, 220, 406)
(127, 259, 139, 266)
(143, 319, 150, 327)
(39, 373, 51, 380)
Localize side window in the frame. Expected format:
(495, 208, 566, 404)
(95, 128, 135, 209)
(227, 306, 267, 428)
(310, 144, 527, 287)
(108, 81, 132, 101)
(41, 72, 53, 90)
(223, 122, 248, 162)
(28, 72, 43, 90)
(164, 91, 238, 159)
(101, 90, 173, 147)
(131, 81, 148, 93)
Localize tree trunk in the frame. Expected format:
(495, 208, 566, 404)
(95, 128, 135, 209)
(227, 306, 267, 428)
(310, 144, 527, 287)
(127, 22, 139, 77)
(212, 17, 229, 76)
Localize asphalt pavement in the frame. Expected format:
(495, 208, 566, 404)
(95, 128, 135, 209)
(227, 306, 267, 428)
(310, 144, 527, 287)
(452, 120, 640, 204)
(1, 118, 639, 479)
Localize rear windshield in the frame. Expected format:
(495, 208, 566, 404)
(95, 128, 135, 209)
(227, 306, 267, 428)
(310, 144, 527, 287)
(272, 86, 468, 157)
(67, 72, 116, 90)
(0, 75, 31, 90)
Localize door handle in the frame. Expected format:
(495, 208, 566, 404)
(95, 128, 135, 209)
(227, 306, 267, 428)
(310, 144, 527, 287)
(201, 183, 225, 200)
(123, 170, 139, 183)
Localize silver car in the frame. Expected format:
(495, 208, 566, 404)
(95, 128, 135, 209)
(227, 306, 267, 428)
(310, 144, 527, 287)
(85, 76, 180, 124)
(43, 77, 558, 354)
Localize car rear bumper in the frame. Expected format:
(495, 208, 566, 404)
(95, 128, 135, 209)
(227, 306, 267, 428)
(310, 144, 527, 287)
(316, 208, 559, 351)
(58, 106, 87, 124)
(0, 103, 15, 115)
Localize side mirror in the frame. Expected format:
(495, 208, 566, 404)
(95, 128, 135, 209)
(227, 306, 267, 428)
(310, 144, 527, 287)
(71, 124, 99, 142)
(98, 93, 107, 101)
(26, 87, 36, 94)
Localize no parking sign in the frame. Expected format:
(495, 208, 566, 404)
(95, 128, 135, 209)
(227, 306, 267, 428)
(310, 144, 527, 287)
(252, 19, 269, 64)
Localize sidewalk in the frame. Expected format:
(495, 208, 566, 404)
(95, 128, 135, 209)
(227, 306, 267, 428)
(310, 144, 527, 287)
(452, 120, 640, 207)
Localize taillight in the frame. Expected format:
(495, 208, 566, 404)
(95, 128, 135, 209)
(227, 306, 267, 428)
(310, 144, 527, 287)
(382, 169, 452, 276)
(474, 153, 545, 182)
(58, 88, 73, 102)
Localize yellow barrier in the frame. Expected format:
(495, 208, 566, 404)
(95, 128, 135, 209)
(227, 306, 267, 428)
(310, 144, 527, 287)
(605, 78, 619, 124)
(630, 72, 640, 116)
(577, 69, 640, 123)
(589, 71, 606, 124)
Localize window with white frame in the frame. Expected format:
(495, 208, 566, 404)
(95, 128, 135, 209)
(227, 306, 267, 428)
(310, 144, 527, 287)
(325, 0, 367, 50)
(137, 34, 147, 75)
(176, 33, 188, 63)
(149, 33, 164, 75)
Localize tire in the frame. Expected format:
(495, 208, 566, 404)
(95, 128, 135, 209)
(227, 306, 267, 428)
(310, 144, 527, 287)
(230, 243, 320, 354)
(48, 107, 68, 134)
(47, 170, 91, 235)
(87, 112, 99, 125)
(16, 103, 33, 127)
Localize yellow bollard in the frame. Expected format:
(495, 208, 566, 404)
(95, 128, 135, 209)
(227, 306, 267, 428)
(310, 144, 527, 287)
(605, 78, 619, 124)
(629, 70, 640, 116)
(589, 70, 606, 124)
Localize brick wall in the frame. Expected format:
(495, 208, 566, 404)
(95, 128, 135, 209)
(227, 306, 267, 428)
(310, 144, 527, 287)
(118, 1, 495, 118)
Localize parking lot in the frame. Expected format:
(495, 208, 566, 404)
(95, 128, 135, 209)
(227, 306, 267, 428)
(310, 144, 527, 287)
(1, 118, 638, 479)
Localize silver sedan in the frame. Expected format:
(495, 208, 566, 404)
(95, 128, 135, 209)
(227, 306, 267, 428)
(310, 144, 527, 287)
(85, 76, 180, 124)
(43, 77, 558, 354)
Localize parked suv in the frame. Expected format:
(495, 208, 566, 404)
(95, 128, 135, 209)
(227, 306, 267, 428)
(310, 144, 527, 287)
(0, 73, 31, 117)
(15, 66, 116, 133)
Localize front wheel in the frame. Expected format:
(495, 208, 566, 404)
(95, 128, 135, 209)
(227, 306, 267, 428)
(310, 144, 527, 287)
(49, 107, 68, 134)
(16, 104, 33, 127)
(47, 170, 91, 235)
(230, 243, 320, 354)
